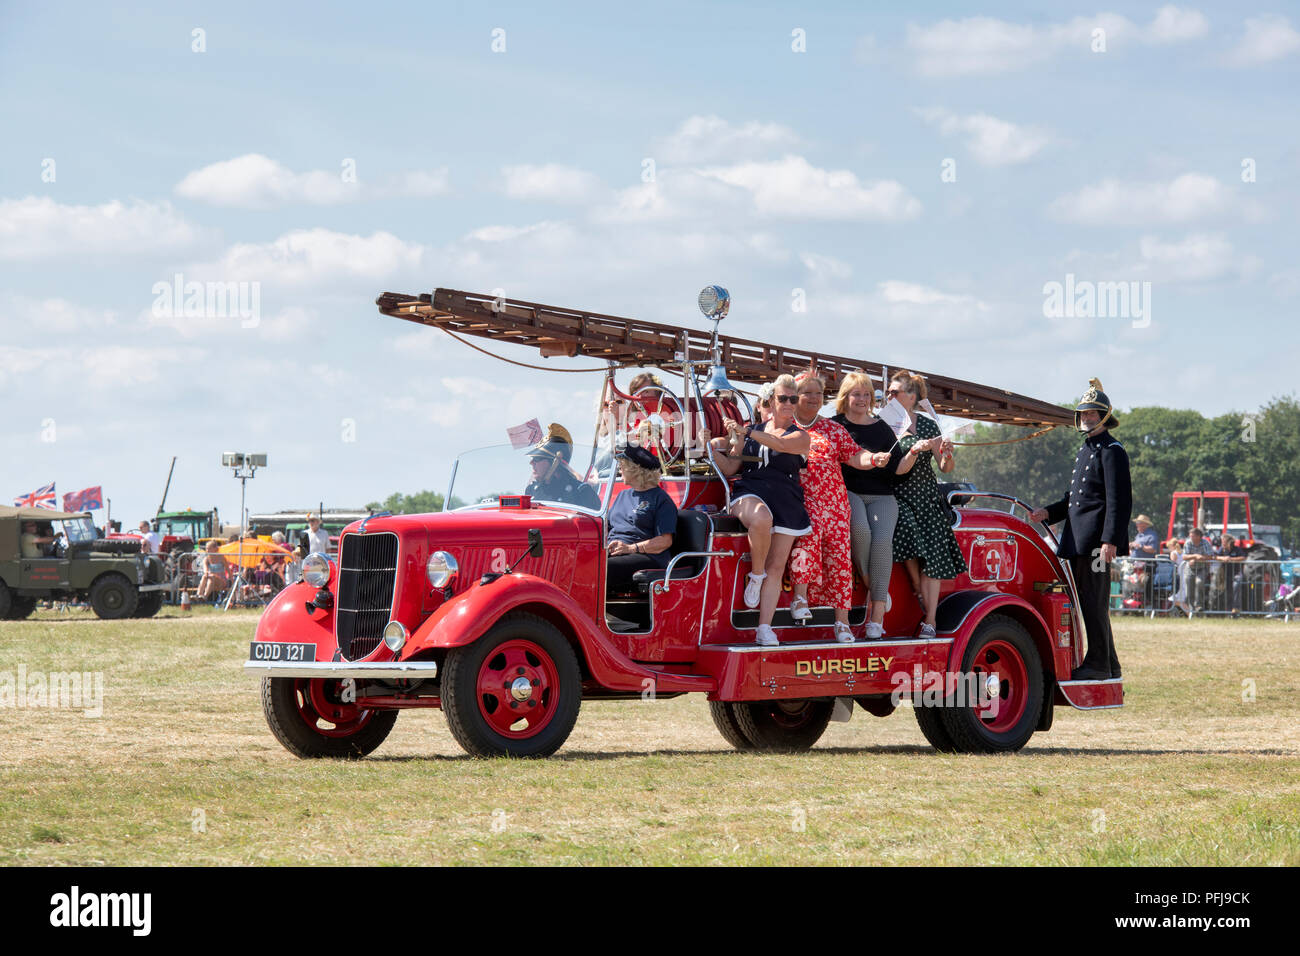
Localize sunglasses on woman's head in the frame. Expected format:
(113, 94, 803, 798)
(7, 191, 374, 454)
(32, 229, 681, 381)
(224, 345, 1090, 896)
(775, 394, 798, 404)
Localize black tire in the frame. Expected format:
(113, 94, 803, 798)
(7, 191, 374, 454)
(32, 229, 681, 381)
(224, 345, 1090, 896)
(133, 591, 165, 618)
(913, 702, 959, 753)
(441, 611, 582, 758)
(0, 582, 11, 619)
(261, 677, 398, 758)
(709, 701, 758, 751)
(84, 539, 142, 555)
(89, 573, 139, 619)
(8, 596, 38, 620)
(730, 698, 834, 752)
(938, 614, 1043, 754)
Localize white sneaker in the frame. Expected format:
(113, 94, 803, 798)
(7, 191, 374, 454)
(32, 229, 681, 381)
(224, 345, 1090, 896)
(864, 621, 884, 641)
(834, 622, 855, 643)
(790, 595, 812, 623)
(744, 572, 765, 609)
(755, 624, 779, 646)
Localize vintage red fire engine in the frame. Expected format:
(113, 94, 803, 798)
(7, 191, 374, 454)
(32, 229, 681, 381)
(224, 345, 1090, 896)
(245, 287, 1123, 758)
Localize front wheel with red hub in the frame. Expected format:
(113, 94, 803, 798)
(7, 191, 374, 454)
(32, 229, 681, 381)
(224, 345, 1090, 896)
(938, 614, 1043, 753)
(441, 612, 582, 758)
(261, 677, 398, 758)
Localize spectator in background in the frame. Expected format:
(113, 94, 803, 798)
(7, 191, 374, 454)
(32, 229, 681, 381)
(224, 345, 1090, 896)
(1182, 528, 1214, 612)
(1218, 533, 1249, 616)
(1130, 515, 1158, 557)
(137, 520, 161, 554)
(195, 541, 230, 603)
(284, 545, 306, 586)
(1130, 515, 1159, 607)
(306, 515, 331, 555)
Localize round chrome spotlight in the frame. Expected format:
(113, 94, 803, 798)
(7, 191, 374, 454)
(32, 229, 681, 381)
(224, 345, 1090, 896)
(697, 285, 730, 319)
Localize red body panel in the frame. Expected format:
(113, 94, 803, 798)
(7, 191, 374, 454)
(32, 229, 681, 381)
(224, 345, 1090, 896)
(1057, 680, 1124, 709)
(250, 476, 1118, 713)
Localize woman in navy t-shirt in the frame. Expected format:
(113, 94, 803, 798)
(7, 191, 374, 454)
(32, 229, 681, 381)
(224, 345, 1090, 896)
(606, 444, 678, 592)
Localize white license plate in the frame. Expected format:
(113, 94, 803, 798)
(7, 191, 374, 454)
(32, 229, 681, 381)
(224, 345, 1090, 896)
(248, 642, 315, 663)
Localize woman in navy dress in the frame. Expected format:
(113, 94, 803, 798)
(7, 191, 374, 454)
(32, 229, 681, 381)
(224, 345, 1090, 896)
(708, 373, 811, 646)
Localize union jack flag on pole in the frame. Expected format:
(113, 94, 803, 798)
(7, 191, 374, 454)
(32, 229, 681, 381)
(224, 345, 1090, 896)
(14, 482, 57, 510)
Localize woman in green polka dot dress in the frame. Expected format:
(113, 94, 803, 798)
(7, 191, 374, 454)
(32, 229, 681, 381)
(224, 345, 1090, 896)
(888, 370, 967, 637)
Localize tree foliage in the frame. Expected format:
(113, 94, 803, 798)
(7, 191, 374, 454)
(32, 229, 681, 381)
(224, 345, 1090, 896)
(365, 490, 454, 514)
(952, 397, 1300, 550)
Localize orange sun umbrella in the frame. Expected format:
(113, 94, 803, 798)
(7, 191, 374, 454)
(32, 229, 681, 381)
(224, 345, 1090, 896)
(218, 537, 291, 569)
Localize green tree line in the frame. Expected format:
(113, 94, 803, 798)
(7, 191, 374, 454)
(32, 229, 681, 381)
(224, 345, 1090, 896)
(951, 396, 1300, 549)
(365, 490, 463, 514)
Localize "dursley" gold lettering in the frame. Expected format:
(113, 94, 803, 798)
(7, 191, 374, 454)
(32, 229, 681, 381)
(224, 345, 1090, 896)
(795, 657, 895, 677)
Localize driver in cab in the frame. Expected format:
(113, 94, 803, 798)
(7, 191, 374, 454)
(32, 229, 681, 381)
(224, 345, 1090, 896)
(525, 422, 600, 510)
(21, 520, 56, 558)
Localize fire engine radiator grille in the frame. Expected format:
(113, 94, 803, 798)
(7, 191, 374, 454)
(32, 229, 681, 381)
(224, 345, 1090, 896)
(336, 532, 398, 661)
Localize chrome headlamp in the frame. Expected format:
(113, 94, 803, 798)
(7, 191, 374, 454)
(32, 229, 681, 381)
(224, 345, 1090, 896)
(383, 621, 408, 652)
(302, 552, 331, 588)
(426, 551, 458, 589)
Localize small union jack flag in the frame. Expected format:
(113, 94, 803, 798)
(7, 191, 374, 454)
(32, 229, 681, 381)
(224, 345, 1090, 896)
(14, 482, 57, 510)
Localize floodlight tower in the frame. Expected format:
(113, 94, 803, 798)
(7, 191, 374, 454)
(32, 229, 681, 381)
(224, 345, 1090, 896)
(221, 452, 267, 610)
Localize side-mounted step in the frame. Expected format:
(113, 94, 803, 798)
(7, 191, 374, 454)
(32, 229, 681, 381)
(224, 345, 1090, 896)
(1056, 678, 1123, 709)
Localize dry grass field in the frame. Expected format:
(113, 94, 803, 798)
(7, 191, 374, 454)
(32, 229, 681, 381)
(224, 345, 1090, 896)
(1, 608, 1297, 865)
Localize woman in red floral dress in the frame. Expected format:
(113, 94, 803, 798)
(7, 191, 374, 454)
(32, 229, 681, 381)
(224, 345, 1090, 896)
(788, 373, 892, 642)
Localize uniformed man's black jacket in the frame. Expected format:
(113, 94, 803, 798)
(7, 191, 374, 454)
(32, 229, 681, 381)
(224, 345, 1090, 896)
(526, 465, 600, 510)
(1044, 430, 1133, 560)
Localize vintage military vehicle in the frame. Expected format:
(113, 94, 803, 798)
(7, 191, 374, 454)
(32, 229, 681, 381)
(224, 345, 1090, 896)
(0, 506, 169, 619)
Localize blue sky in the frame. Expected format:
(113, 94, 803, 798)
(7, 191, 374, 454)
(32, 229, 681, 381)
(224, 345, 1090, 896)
(2, 1, 1297, 526)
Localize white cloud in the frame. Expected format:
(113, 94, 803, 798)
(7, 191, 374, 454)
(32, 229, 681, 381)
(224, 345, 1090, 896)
(656, 115, 802, 164)
(501, 164, 604, 203)
(1148, 6, 1210, 43)
(916, 108, 1050, 166)
(1135, 233, 1256, 281)
(799, 253, 853, 280)
(1049, 173, 1246, 225)
(2, 295, 118, 332)
(698, 156, 921, 221)
(174, 154, 449, 207)
(905, 9, 1205, 76)
(79, 345, 206, 388)
(200, 228, 430, 285)
(0, 197, 202, 260)
(1225, 15, 1300, 66)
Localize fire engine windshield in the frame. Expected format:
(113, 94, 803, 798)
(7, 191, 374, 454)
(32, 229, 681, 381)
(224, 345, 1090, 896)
(446, 444, 609, 514)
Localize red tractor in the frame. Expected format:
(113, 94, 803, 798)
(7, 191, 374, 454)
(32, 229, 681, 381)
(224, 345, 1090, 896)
(245, 288, 1121, 758)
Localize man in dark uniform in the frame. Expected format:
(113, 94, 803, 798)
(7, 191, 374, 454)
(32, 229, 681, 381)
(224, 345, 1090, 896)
(525, 422, 601, 510)
(1030, 379, 1132, 681)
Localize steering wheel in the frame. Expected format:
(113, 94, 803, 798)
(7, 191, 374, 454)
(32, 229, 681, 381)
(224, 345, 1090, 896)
(625, 383, 686, 469)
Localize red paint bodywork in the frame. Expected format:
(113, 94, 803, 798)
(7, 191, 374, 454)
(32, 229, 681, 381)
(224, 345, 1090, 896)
(252, 474, 1120, 720)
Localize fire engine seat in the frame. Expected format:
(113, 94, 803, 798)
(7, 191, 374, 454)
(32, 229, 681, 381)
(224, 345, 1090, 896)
(629, 508, 711, 593)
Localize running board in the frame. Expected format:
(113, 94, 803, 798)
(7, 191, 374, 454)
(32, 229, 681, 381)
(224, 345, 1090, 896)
(1056, 678, 1124, 710)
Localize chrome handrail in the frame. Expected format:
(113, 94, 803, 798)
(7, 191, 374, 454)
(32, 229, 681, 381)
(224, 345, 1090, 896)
(653, 550, 731, 594)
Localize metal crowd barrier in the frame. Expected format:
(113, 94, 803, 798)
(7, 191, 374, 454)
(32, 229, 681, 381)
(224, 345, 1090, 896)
(162, 544, 309, 607)
(1110, 556, 1299, 620)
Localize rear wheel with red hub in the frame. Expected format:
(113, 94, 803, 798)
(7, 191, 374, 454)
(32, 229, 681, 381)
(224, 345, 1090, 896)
(261, 677, 398, 758)
(939, 614, 1043, 753)
(728, 698, 834, 752)
(442, 612, 582, 758)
